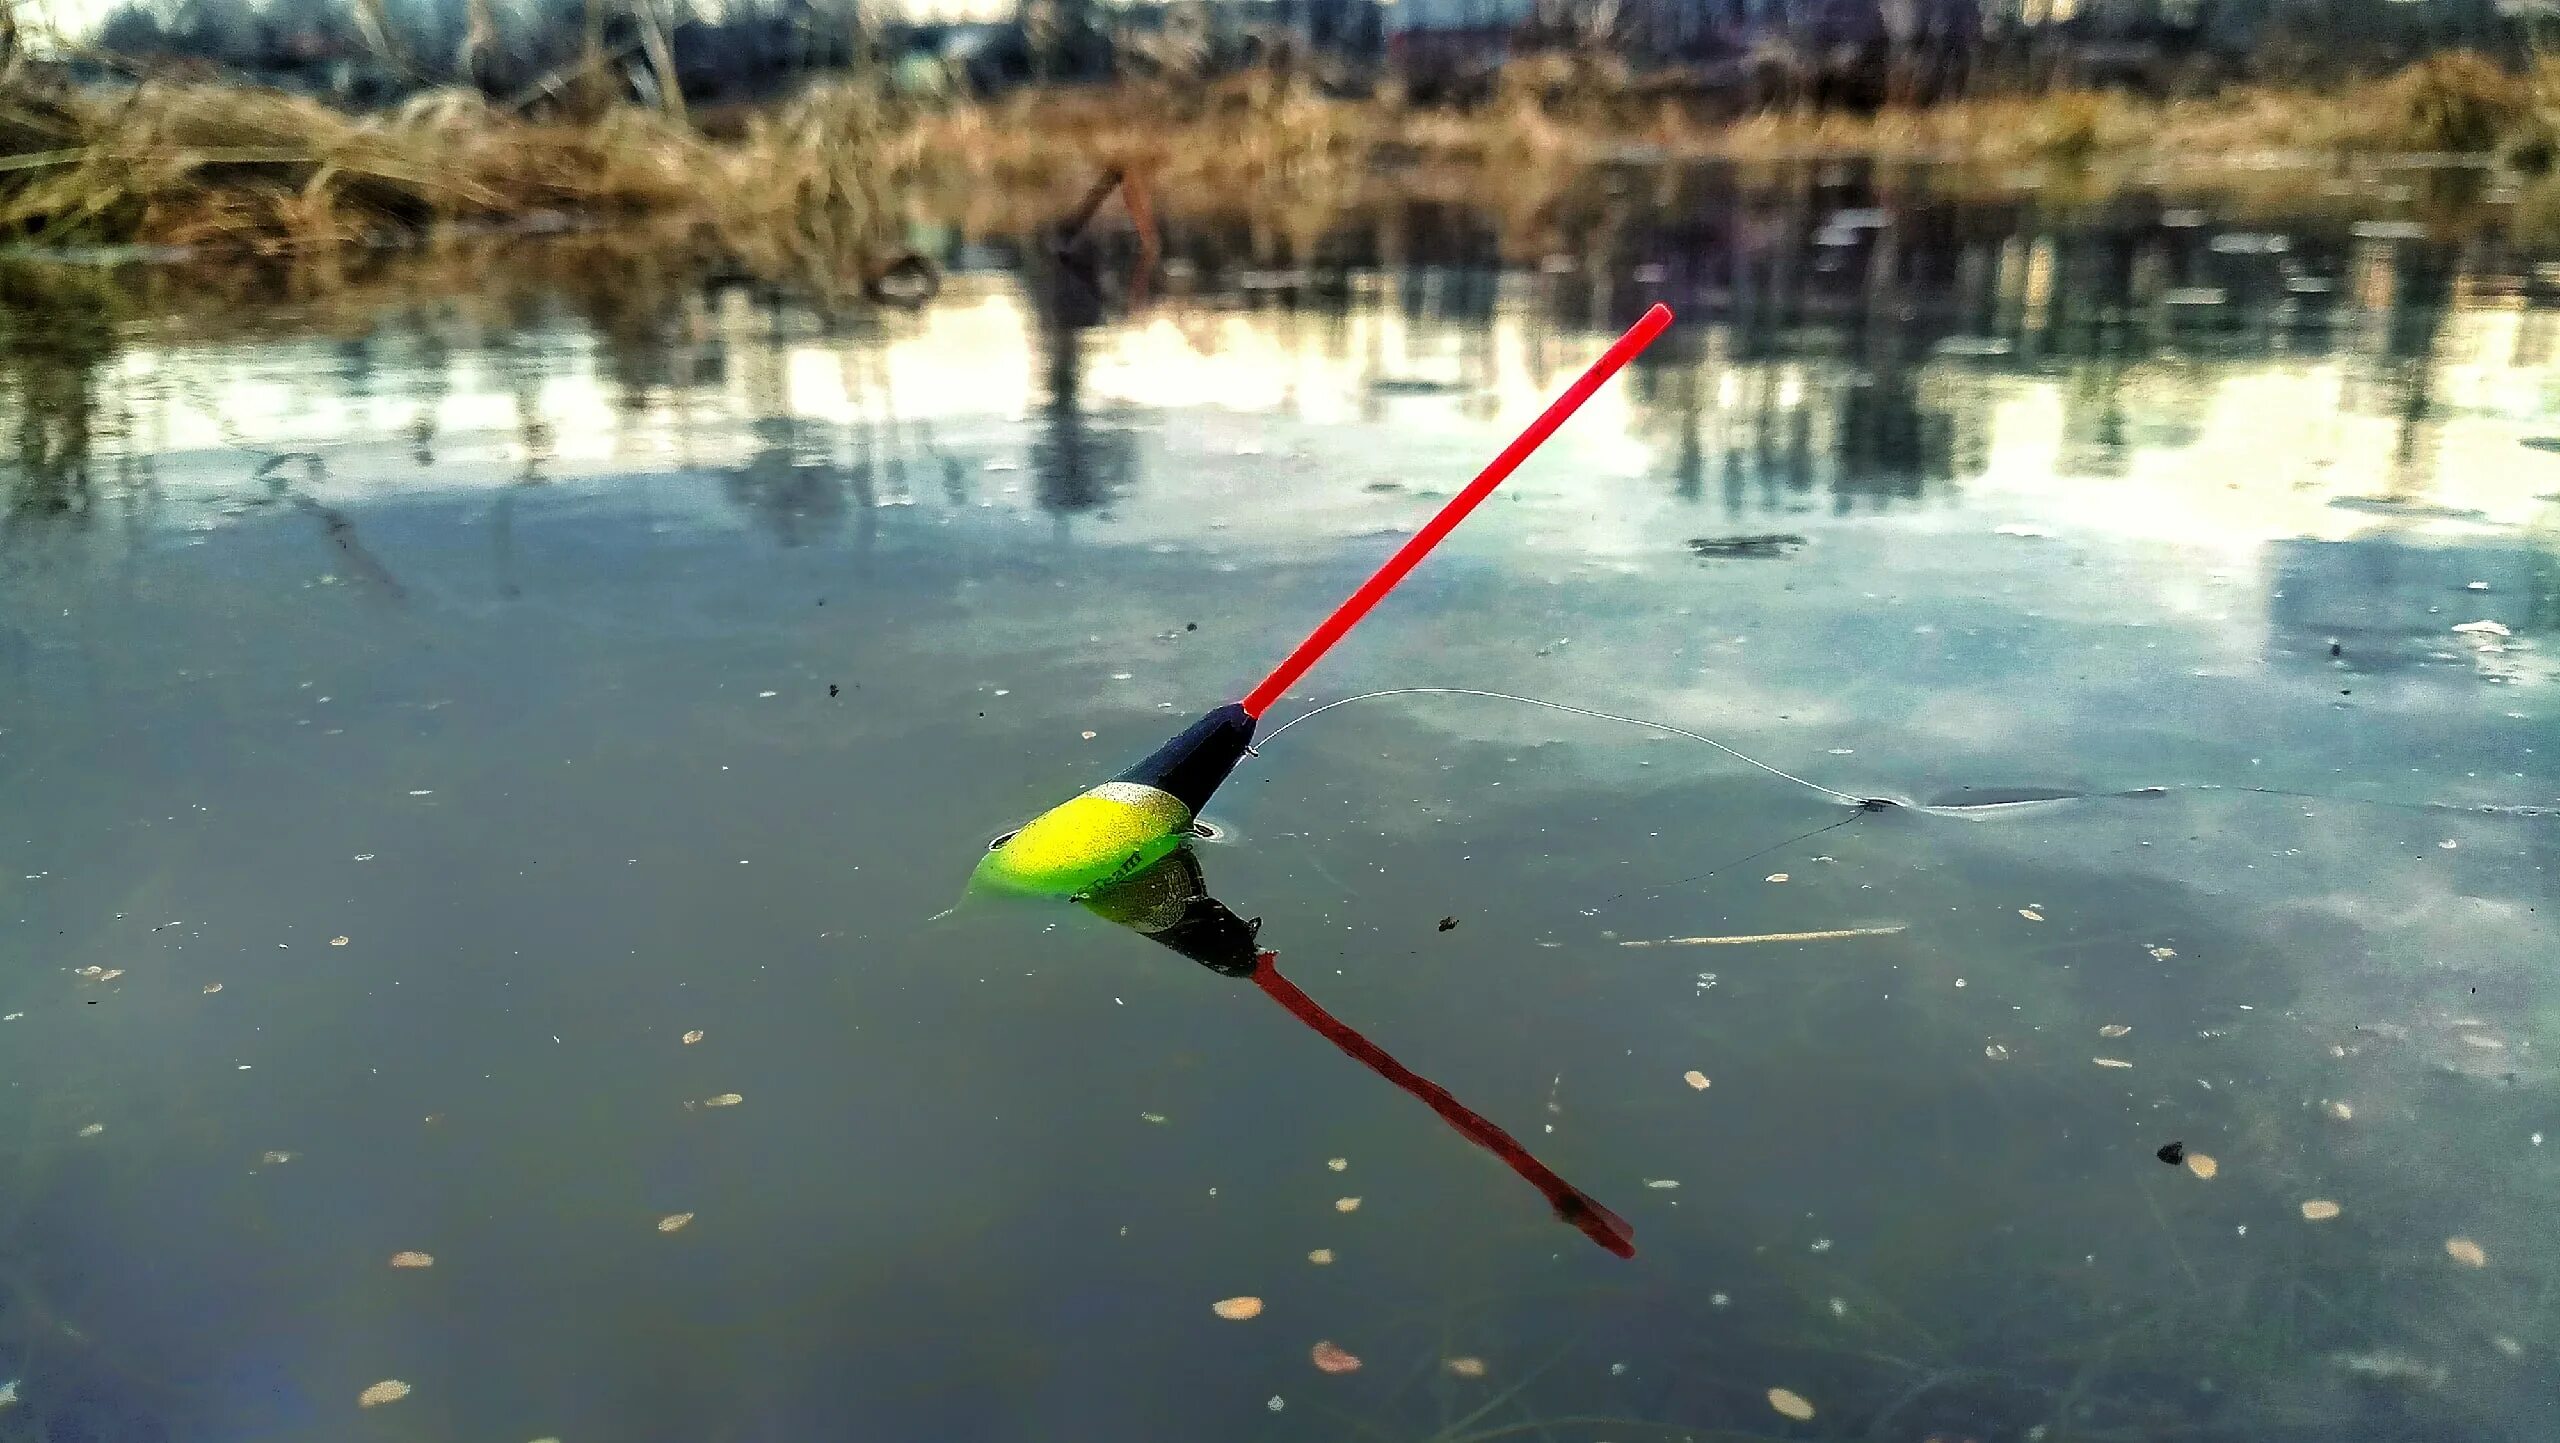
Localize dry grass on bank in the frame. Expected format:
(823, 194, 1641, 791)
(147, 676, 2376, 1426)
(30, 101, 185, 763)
(7, 51, 2560, 278)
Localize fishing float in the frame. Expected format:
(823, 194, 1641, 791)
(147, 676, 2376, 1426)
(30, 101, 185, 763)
(974, 302, 1676, 899)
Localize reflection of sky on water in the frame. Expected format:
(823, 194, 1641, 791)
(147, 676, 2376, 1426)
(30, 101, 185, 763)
(3, 196, 2558, 1443)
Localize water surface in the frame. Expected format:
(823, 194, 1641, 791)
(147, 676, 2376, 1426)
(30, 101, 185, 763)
(3, 182, 2556, 1442)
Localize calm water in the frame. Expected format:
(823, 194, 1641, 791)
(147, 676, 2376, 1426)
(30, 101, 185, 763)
(3, 180, 2557, 1443)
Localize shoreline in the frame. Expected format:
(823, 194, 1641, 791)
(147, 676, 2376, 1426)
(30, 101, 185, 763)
(2, 53, 2556, 288)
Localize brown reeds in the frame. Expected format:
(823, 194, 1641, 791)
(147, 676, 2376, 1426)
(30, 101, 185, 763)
(1, 51, 2554, 275)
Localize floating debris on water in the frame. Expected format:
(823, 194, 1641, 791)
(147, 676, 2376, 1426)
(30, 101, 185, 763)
(2019, 908, 2045, 922)
(2157, 1141, 2186, 1165)
(77, 1123, 103, 1138)
(1334, 1197, 1360, 1213)
(2450, 620, 2512, 637)
(2100, 1024, 2132, 1038)
(1683, 1070, 1711, 1090)
(2094, 1057, 2133, 1069)
(2148, 945, 2178, 960)
(702, 1093, 743, 1108)
(1767, 1387, 1816, 1421)
(1621, 926, 1904, 948)
(0, 1380, 16, 1409)
(1326, 1158, 1347, 1171)
(1445, 1356, 1487, 1378)
(2326, 1100, 2354, 1121)
(2301, 1200, 2341, 1221)
(1645, 1179, 1680, 1189)
(682, 1030, 704, 1045)
(1212, 1296, 1263, 1320)
(389, 1251, 434, 1269)
(1984, 1044, 2011, 1061)
(1139, 1112, 1167, 1124)
(331, 937, 349, 947)
(1687, 533, 1805, 558)
(357, 1380, 410, 1408)
(1267, 1396, 1285, 1412)
(2446, 1237, 2489, 1268)
(261, 1150, 296, 1165)
(1308, 1249, 1333, 1265)
(1764, 872, 1790, 883)
(1310, 1341, 1362, 1374)
(2186, 1153, 2220, 1179)
(2334, 1349, 2447, 1390)
(657, 1213, 694, 1233)
(202, 983, 223, 994)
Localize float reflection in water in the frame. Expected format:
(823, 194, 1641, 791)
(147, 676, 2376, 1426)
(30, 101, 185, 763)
(1080, 846, 1638, 1259)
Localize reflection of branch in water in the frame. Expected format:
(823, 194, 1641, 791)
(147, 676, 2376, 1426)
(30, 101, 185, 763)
(250, 453, 407, 600)
(1079, 847, 1637, 1259)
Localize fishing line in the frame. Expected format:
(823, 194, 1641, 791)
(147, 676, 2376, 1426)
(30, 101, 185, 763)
(1252, 687, 1873, 807)
(1252, 688, 2556, 824)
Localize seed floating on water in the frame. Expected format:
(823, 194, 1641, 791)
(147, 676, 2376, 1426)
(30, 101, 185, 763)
(1310, 1341, 1362, 1374)
(2446, 1237, 2488, 1268)
(1334, 1197, 1360, 1213)
(1445, 1356, 1487, 1378)
(1683, 1070, 1711, 1090)
(356, 1380, 409, 1408)
(1211, 1296, 1263, 1320)
(2301, 1200, 2341, 1221)
(2019, 908, 2045, 922)
(1764, 873, 1789, 883)
(1308, 1248, 1333, 1265)
(330, 937, 349, 947)
(389, 1251, 434, 1269)
(1767, 1387, 1816, 1421)
(2186, 1153, 2219, 1180)
(2099, 1024, 2132, 1038)
(2094, 1057, 2133, 1069)
(682, 1030, 704, 1045)
(657, 1213, 694, 1233)
(702, 1093, 743, 1108)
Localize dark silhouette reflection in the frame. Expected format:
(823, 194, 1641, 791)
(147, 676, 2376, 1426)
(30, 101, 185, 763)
(0, 264, 119, 532)
(722, 300, 845, 547)
(1029, 249, 1140, 517)
(1080, 847, 1637, 1259)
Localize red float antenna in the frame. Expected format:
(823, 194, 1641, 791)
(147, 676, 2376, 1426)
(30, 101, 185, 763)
(1240, 303, 1674, 720)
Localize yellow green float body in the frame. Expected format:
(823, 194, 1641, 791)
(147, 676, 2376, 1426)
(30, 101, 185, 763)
(972, 703, 1257, 900)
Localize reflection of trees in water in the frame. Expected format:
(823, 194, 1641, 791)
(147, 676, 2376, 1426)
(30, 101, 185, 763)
(721, 291, 845, 547)
(0, 265, 120, 533)
(723, 417, 847, 547)
(1029, 250, 1139, 516)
